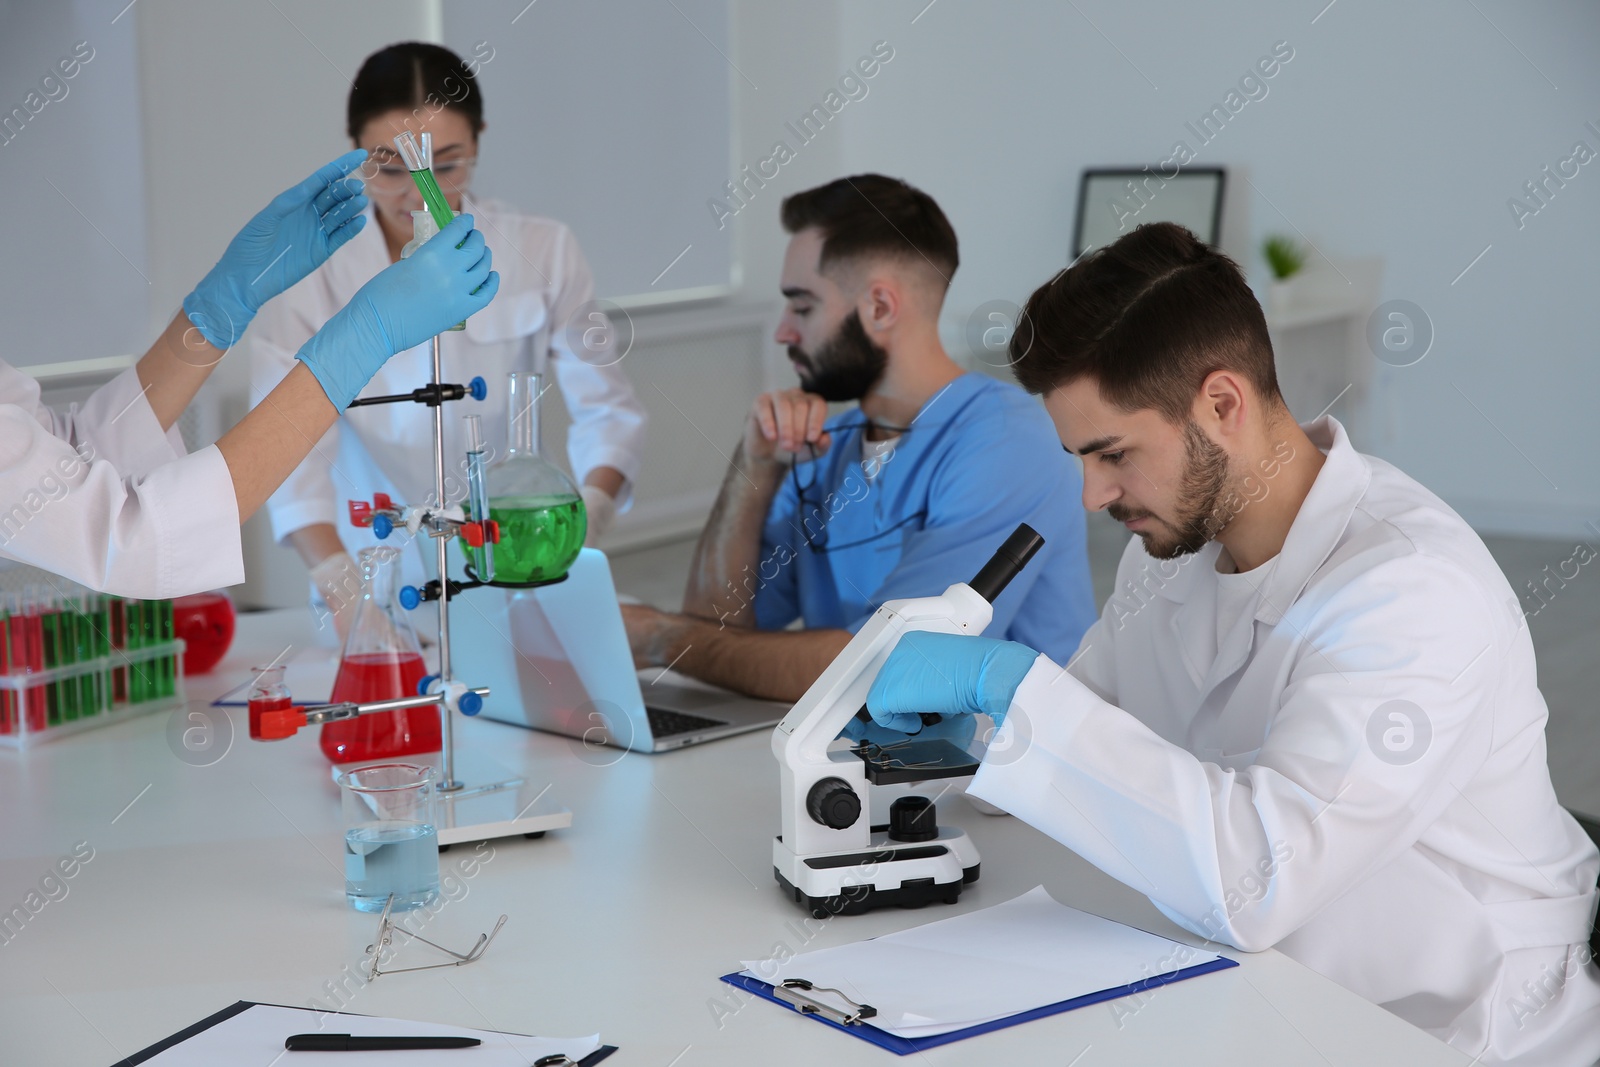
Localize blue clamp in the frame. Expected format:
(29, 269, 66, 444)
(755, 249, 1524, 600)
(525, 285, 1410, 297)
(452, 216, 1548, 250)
(459, 690, 483, 716)
(399, 585, 422, 611)
(468, 376, 488, 401)
(372, 514, 393, 540)
(417, 673, 438, 696)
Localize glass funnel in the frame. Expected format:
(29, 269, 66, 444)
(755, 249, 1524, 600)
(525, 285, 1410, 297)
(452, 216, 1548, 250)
(320, 546, 439, 763)
(472, 372, 586, 584)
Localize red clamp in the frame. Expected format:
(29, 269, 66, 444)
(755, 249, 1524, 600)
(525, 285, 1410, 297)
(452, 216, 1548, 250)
(459, 520, 501, 548)
(252, 706, 308, 741)
(348, 492, 397, 528)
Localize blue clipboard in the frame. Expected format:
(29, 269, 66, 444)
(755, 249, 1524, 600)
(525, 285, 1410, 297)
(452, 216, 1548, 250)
(719, 953, 1238, 1055)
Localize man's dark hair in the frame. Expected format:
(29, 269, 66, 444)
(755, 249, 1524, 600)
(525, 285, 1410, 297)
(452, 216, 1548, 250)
(780, 174, 958, 288)
(1011, 222, 1283, 422)
(348, 42, 483, 141)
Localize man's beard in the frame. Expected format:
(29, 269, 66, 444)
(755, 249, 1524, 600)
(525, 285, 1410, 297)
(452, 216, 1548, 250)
(1108, 420, 1233, 560)
(788, 310, 888, 402)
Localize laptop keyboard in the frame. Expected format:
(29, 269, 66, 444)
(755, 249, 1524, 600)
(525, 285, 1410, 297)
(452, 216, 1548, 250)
(646, 707, 729, 738)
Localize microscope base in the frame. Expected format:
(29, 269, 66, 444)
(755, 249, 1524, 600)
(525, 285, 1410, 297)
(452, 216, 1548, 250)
(773, 828, 980, 919)
(775, 865, 979, 919)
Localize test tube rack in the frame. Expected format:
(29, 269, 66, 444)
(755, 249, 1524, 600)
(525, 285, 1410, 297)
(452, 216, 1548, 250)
(0, 597, 185, 750)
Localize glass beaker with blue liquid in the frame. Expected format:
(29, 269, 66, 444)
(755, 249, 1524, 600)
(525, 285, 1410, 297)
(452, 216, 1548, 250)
(338, 763, 440, 912)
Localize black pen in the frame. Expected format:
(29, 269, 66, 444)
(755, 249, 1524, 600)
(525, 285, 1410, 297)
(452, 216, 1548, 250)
(285, 1033, 482, 1051)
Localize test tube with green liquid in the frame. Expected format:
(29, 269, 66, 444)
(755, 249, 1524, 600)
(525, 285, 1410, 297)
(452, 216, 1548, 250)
(394, 130, 454, 231)
(160, 599, 176, 698)
(393, 131, 471, 329)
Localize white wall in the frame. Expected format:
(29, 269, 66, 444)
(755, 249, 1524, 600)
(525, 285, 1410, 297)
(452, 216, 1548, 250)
(833, 0, 1600, 538)
(0, 0, 147, 368)
(31, 0, 1596, 603)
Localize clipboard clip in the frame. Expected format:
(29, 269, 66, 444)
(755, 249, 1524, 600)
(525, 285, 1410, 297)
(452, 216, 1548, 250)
(774, 978, 878, 1026)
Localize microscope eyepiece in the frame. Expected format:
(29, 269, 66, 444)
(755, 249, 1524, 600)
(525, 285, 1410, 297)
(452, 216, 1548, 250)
(967, 523, 1045, 604)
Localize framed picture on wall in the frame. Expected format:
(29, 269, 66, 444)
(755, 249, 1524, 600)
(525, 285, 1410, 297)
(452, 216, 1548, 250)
(1072, 166, 1226, 260)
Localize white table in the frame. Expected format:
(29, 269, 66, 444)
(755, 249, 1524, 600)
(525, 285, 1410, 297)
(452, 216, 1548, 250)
(0, 610, 1467, 1066)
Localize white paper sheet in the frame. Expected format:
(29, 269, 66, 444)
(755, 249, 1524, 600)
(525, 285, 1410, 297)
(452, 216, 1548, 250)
(138, 1003, 600, 1066)
(742, 886, 1226, 1038)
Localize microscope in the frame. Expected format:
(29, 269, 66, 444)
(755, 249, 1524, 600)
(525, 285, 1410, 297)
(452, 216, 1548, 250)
(772, 524, 1044, 919)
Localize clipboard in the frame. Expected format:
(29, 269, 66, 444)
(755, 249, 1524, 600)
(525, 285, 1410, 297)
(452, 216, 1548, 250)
(109, 1001, 619, 1066)
(720, 954, 1238, 1055)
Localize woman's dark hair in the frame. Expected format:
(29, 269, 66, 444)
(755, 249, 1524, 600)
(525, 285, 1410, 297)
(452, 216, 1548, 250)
(347, 42, 483, 142)
(1010, 222, 1283, 422)
(780, 174, 958, 289)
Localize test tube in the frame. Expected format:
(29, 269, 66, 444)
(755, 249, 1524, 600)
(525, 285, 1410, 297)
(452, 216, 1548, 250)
(161, 599, 176, 698)
(392, 131, 454, 232)
(71, 593, 92, 718)
(39, 589, 64, 724)
(0, 598, 11, 735)
(464, 413, 494, 582)
(108, 595, 127, 705)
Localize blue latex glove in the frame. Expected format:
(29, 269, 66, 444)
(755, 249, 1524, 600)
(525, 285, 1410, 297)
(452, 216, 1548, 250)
(866, 632, 1040, 732)
(183, 149, 370, 349)
(295, 214, 499, 410)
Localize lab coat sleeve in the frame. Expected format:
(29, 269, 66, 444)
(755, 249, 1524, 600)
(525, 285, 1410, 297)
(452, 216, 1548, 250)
(36, 366, 190, 480)
(0, 401, 243, 597)
(248, 297, 344, 543)
(544, 226, 647, 507)
(971, 554, 1504, 952)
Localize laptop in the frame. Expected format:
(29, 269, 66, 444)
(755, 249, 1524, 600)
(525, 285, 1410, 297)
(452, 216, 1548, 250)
(450, 548, 791, 752)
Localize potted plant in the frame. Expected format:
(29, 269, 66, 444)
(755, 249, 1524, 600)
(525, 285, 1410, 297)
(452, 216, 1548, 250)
(1262, 234, 1307, 318)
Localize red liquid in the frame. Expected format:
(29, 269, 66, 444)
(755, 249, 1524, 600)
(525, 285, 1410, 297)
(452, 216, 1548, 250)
(24, 615, 45, 732)
(248, 695, 292, 741)
(0, 617, 10, 734)
(319, 651, 438, 763)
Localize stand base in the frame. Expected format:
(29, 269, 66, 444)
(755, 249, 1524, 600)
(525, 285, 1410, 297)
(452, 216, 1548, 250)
(333, 750, 572, 845)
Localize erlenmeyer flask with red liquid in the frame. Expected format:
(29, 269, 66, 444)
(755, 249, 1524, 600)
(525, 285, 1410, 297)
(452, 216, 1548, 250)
(320, 546, 439, 763)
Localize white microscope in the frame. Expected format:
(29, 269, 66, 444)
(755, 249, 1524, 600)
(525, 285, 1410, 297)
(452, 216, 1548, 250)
(772, 524, 1044, 919)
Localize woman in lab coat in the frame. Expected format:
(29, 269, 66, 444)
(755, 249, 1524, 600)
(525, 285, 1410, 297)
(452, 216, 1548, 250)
(250, 42, 647, 634)
(0, 153, 498, 598)
(864, 224, 1600, 1064)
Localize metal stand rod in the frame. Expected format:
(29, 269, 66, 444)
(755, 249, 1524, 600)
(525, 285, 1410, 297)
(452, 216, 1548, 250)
(431, 333, 460, 792)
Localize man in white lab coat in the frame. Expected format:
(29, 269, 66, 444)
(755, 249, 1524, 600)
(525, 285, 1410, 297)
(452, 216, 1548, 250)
(865, 222, 1600, 1064)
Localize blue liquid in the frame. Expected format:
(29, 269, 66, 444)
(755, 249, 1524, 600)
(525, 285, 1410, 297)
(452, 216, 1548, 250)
(344, 822, 439, 912)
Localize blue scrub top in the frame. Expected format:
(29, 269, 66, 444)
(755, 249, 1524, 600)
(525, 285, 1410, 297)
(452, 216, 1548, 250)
(754, 373, 1096, 662)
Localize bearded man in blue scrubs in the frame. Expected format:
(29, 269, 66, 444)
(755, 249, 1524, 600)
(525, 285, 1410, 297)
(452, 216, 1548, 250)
(622, 174, 1096, 705)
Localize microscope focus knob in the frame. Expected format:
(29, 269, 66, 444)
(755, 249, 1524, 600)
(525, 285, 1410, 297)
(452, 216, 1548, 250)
(806, 777, 860, 830)
(889, 795, 938, 842)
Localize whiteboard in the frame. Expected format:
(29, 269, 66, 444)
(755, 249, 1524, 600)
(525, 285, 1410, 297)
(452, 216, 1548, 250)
(442, 0, 735, 303)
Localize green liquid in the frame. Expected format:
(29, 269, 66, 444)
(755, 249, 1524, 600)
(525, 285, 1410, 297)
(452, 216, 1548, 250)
(481, 494, 586, 584)
(408, 169, 455, 232)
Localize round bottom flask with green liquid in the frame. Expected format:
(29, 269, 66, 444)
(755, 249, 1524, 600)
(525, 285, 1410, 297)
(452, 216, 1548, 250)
(471, 371, 586, 584)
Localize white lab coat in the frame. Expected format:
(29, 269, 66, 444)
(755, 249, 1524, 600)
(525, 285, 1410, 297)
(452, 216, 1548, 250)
(248, 197, 647, 585)
(973, 417, 1600, 1066)
(0, 361, 243, 596)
